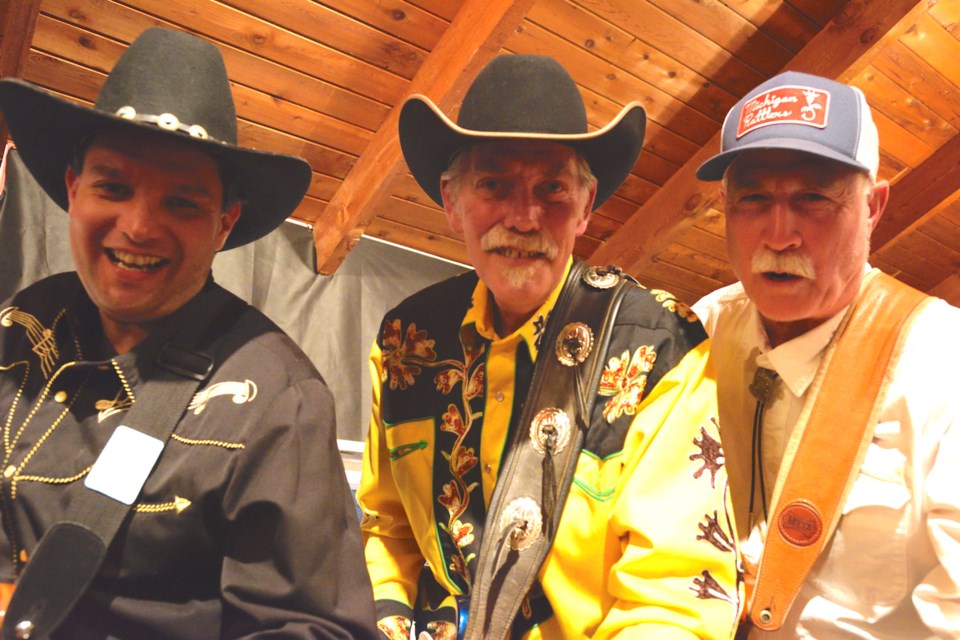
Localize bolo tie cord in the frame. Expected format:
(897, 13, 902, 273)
(748, 367, 779, 523)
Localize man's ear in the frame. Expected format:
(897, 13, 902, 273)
(441, 178, 464, 234)
(867, 179, 890, 232)
(65, 165, 80, 210)
(574, 182, 597, 237)
(216, 201, 242, 250)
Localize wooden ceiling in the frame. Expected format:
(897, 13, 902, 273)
(1, 0, 959, 306)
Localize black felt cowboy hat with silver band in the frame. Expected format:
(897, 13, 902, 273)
(399, 54, 646, 208)
(0, 27, 311, 250)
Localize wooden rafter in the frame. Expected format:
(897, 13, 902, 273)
(312, 0, 537, 274)
(588, 0, 928, 275)
(872, 133, 960, 252)
(0, 0, 42, 146)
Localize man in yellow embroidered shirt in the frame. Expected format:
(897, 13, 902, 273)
(358, 55, 739, 640)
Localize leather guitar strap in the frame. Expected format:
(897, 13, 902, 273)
(464, 262, 633, 640)
(2, 287, 247, 640)
(749, 272, 930, 631)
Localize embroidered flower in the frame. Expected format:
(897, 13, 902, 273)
(450, 518, 475, 548)
(438, 481, 464, 514)
(448, 444, 478, 477)
(598, 346, 657, 423)
(440, 404, 467, 437)
(650, 289, 698, 322)
(377, 615, 412, 640)
(381, 319, 437, 390)
(435, 369, 464, 394)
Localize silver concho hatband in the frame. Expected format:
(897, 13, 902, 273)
(499, 497, 543, 551)
(555, 322, 593, 366)
(529, 407, 572, 455)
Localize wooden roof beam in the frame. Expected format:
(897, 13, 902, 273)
(588, 0, 929, 274)
(312, 0, 537, 274)
(0, 0, 42, 146)
(871, 132, 960, 252)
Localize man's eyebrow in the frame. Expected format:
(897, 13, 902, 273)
(86, 163, 215, 198)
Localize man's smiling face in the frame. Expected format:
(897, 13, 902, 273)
(66, 128, 239, 347)
(722, 149, 888, 345)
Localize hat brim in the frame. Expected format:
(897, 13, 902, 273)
(0, 79, 311, 250)
(399, 94, 646, 208)
(696, 137, 875, 182)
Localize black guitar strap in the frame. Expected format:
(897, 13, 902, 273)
(464, 262, 634, 640)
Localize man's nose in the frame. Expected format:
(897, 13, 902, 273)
(764, 201, 801, 251)
(116, 196, 159, 243)
(503, 189, 543, 232)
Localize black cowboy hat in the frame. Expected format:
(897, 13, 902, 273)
(0, 27, 311, 250)
(399, 54, 646, 208)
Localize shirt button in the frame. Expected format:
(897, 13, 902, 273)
(484, 464, 492, 473)
(3, 465, 15, 479)
(495, 391, 505, 402)
(53, 391, 68, 403)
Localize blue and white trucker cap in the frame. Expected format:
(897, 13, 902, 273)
(696, 71, 879, 182)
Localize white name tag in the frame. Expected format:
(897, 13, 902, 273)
(84, 425, 165, 505)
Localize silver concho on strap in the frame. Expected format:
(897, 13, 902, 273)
(582, 265, 622, 290)
(555, 322, 593, 366)
(529, 407, 572, 455)
(499, 497, 543, 551)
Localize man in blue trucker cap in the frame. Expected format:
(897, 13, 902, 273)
(694, 71, 960, 638)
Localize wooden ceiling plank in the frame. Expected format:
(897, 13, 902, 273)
(589, 0, 926, 277)
(897, 11, 960, 88)
(854, 65, 957, 151)
(528, 0, 741, 118)
(42, 0, 392, 131)
(508, 22, 720, 143)
(220, 0, 427, 80)
(575, 0, 767, 96)
(0, 0, 42, 145)
(644, 0, 794, 74)
(786, 0, 850, 28)
(365, 216, 469, 265)
(287, 0, 449, 52)
(874, 41, 960, 130)
(927, 272, 960, 306)
(871, 131, 960, 252)
(111, 0, 408, 104)
(32, 16, 376, 157)
(23, 47, 360, 181)
(313, 0, 539, 274)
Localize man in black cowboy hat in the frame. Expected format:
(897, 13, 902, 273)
(357, 55, 739, 640)
(0, 28, 377, 638)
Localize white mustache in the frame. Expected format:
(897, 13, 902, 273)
(480, 225, 558, 260)
(752, 250, 816, 279)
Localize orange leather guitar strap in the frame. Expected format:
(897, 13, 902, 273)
(749, 272, 930, 630)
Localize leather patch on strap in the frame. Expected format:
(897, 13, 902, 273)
(777, 502, 822, 547)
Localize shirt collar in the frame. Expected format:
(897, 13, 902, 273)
(462, 257, 573, 360)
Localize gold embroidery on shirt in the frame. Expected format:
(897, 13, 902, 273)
(187, 379, 257, 415)
(650, 289, 698, 322)
(0, 307, 63, 378)
(170, 433, 244, 450)
(111, 359, 136, 403)
(135, 495, 191, 514)
(96, 389, 133, 423)
(15, 466, 91, 486)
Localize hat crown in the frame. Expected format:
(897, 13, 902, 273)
(94, 28, 238, 144)
(456, 55, 588, 135)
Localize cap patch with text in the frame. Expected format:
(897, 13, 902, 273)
(737, 86, 830, 138)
